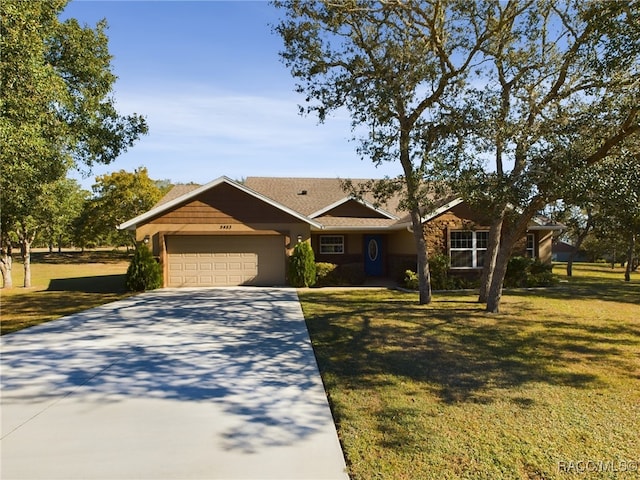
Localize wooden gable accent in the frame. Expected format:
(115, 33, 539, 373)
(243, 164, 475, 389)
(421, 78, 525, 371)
(148, 182, 301, 225)
(322, 199, 388, 218)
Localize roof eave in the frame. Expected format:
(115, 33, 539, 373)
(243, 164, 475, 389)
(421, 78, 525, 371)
(309, 196, 399, 220)
(310, 225, 395, 232)
(118, 176, 322, 231)
(420, 197, 465, 223)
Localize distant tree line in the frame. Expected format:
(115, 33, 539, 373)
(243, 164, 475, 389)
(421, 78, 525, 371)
(32, 168, 172, 252)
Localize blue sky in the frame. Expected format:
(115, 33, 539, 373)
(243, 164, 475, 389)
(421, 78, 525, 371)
(61, 0, 401, 189)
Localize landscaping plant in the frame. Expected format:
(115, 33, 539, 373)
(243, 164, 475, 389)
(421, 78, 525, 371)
(288, 241, 316, 287)
(125, 243, 162, 291)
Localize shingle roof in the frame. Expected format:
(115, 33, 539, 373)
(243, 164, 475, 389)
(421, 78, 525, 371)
(154, 183, 200, 207)
(151, 177, 409, 230)
(244, 177, 404, 218)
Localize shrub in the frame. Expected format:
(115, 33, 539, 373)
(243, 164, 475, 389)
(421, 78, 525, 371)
(315, 262, 338, 286)
(429, 253, 457, 290)
(288, 242, 316, 287)
(505, 256, 557, 288)
(315, 262, 365, 286)
(404, 254, 458, 291)
(125, 243, 163, 291)
(505, 256, 532, 288)
(404, 270, 419, 290)
(528, 260, 557, 287)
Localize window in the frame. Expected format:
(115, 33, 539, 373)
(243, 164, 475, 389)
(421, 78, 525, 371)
(526, 233, 536, 258)
(319, 235, 344, 254)
(449, 231, 488, 268)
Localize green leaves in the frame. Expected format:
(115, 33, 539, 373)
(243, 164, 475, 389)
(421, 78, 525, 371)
(0, 0, 148, 241)
(125, 243, 162, 291)
(78, 168, 165, 248)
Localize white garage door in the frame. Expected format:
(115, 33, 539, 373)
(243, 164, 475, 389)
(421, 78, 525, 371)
(166, 235, 285, 287)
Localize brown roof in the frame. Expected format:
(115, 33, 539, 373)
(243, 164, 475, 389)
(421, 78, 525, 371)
(153, 177, 411, 229)
(154, 183, 200, 207)
(244, 177, 404, 218)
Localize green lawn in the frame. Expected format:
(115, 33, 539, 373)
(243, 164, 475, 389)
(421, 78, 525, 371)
(299, 264, 639, 480)
(2, 257, 638, 479)
(1, 250, 133, 335)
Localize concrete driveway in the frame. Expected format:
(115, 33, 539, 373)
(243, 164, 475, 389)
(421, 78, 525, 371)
(1, 288, 349, 480)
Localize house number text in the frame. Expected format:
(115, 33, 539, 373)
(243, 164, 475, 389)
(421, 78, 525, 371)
(219, 224, 232, 230)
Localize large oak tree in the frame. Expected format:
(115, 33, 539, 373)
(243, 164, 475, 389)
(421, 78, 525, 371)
(275, 0, 502, 304)
(0, 0, 147, 287)
(275, 0, 639, 310)
(459, 0, 639, 311)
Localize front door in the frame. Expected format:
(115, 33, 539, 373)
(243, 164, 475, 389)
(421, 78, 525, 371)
(364, 235, 383, 276)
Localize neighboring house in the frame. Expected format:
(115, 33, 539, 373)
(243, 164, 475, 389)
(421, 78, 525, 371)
(552, 240, 590, 262)
(119, 176, 563, 287)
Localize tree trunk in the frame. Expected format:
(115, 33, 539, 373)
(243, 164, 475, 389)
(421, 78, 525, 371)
(410, 210, 432, 305)
(1, 243, 13, 289)
(567, 214, 594, 277)
(479, 214, 504, 303)
(397, 115, 431, 304)
(485, 223, 526, 313)
(625, 234, 635, 282)
(486, 232, 517, 313)
(18, 226, 36, 289)
(21, 239, 32, 288)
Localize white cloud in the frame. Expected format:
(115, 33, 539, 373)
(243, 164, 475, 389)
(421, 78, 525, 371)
(67, 84, 401, 189)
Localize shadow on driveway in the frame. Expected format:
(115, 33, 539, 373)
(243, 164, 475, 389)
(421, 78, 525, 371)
(1, 288, 348, 479)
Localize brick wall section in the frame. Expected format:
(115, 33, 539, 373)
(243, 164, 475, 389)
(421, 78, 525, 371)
(423, 211, 483, 256)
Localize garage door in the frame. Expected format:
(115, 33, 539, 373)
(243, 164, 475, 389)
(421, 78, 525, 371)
(166, 235, 285, 287)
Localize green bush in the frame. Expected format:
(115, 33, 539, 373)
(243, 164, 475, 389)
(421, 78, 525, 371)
(125, 243, 163, 291)
(404, 270, 419, 290)
(505, 256, 557, 288)
(315, 262, 365, 286)
(315, 262, 339, 286)
(505, 256, 532, 288)
(528, 260, 557, 287)
(429, 253, 458, 290)
(288, 242, 316, 287)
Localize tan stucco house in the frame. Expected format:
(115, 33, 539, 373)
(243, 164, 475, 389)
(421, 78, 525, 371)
(119, 176, 562, 287)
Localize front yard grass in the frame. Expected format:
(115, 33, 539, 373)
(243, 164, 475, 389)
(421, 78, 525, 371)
(299, 264, 639, 479)
(1, 251, 133, 335)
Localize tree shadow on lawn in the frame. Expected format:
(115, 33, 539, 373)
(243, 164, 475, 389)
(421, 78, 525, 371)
(32, 251, 131, 264)
(509, 279, 640, 306)
(302, 291, 638, 406)
(47, 274, 127, 293)
(0, 275, 128, 335)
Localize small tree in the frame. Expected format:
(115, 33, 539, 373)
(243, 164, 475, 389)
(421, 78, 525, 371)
(288, 242, 316, 287)
(125, 243, 162, 291)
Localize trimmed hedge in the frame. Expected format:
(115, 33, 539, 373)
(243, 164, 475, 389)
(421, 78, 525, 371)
(315, 262, 366, 286)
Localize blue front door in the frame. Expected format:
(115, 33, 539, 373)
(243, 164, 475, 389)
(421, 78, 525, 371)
(364, 235, 383, 276)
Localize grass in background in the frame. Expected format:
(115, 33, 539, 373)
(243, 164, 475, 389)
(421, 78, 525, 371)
(299, 264, 639, 479)
(1, 251, 133, 335)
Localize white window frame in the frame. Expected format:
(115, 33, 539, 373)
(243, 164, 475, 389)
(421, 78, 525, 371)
(319, 235, 345, 254)
(526, 233, 536, 259)
(449, 230, 488, 269)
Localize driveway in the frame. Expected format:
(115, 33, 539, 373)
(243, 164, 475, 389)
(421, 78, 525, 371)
(1, 288, 349, 480)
